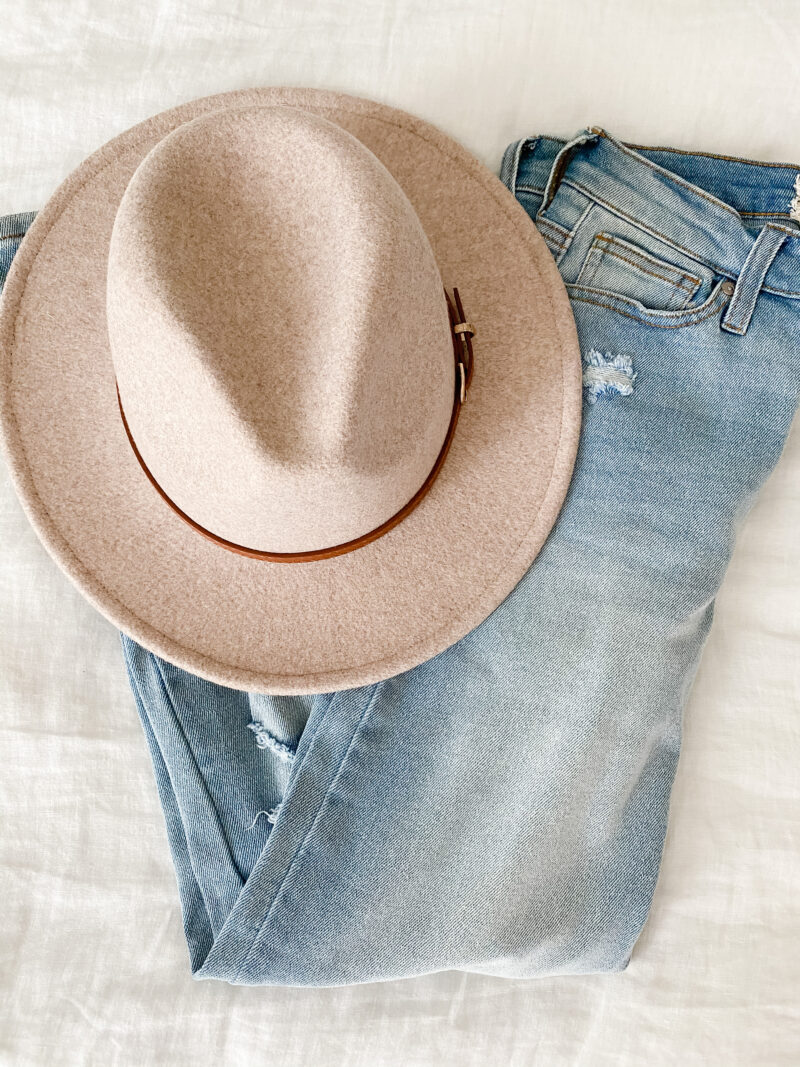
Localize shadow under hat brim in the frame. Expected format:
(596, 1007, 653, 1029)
(0, 87, 582, 694)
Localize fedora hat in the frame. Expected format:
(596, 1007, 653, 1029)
(0, 88, 581, 694)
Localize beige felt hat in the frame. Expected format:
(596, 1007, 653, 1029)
(0, 87, 581, 694)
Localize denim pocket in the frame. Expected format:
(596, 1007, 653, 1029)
(575, 232, 703, 311)
(566, 276, 733, 330)
(544, 197, 729, 326)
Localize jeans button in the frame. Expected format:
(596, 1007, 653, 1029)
(721, 280, 735, 296)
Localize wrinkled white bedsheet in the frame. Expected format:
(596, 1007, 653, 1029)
(1, 2, 798, 1064)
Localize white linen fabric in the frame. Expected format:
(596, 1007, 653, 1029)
(1, 1, 798, 1064)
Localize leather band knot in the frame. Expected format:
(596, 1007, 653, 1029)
(446, 287, 474, 404)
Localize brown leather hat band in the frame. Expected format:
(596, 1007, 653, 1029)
(116, 287, 475, 563)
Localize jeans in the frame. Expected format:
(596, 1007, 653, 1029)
(0, 211, 35, 288)
(2, 128, 798, 987)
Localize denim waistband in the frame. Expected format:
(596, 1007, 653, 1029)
(500, 128, 800, 300)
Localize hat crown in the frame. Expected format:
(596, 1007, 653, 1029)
(107, 104, 454, 553)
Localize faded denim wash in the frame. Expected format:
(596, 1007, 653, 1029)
(2, 128, 798, 986)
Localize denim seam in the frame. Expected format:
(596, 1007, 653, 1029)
(215, 686, 341, 950)
(543, 235, 568, 257)
(151, 656, 248, 888)
(754, 283, 800, 298)
(538, 227, 568, 247)
(281, 690, 336, 799)
(740, 211, 796, 219)
(537, 216, 570, 240)
(575, 253, 600, 287)
(722, 322, 747, 337)
(231, 682, 382, 983)
(515, 183, 547, 196)
(567, 288, 729, 329)
(624, 139, 800, 170)
(541, 235, 568, 255)
(123, 642, 216, 953)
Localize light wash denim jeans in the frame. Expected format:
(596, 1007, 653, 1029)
(2, 129, 798, 987)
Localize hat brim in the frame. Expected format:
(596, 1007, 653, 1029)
(0, 88, 581, 694)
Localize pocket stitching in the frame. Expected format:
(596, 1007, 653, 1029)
(537, 218, 569, 246)
(596, 238, 701, 292)
(567, 279, 730, 329)
(575, 251, 600, 287)
(598, 245, 700, 309)
(573, 231, 706, 313)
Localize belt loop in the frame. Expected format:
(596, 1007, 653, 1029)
(541, 127, 603, 213)
(499, 138, 526, 199)
(720, 225, 787, 335)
